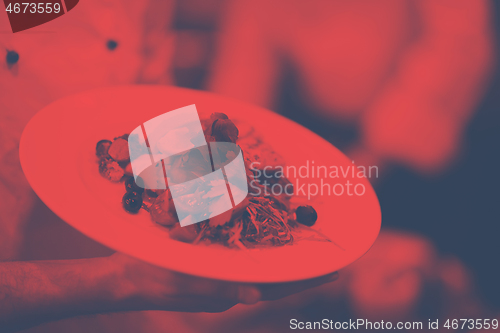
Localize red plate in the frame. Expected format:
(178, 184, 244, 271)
(20, 86, 381, 283)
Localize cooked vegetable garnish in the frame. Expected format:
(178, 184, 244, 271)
(122, 191, 143, 213)
(149, 191, 178, 226)
(295, 205, 318, 226)
(99, 157, 124, 182)
(211, 118, 239, 143)
(125, 176, 144, 194)
(96, 140, 112, 158)
(108, 138, 130, 162)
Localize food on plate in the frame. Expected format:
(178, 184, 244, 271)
(96, 140, 112, 158)
(98, 156, 124, 182)
(122, 191, 143, 214)
(107, 138, 130, 162)
(95, 113, 331, 248)
(295, 205, 318, 226)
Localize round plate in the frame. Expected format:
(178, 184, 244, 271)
(20, 86, 380, 283)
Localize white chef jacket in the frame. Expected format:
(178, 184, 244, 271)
(0, 0, 174, 260)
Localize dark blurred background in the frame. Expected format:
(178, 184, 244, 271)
(170, 0, 500, 308)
